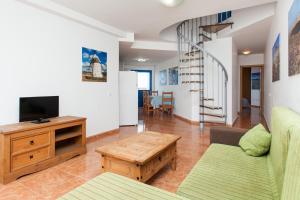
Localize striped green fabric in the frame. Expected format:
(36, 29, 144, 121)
(268, 107, 293, 196)
(271, 107, 300, 200)
(58, 172, 188, 200)
(177, 144, 278, 200)
(281, 125, 300, 200)
(59, 107, 300, 200)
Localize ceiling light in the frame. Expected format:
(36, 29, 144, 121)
(160, 0, 184, 7)
(135, 58, 149, 62)
(242, 50, 251, 55)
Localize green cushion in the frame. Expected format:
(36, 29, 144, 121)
(239, 124, 271, 156)
(177, 144, 278, 200)
(58, 172, 188, 200)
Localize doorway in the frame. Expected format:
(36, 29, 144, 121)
(240, 65, 264, 113)
(131, 70, 152, 108)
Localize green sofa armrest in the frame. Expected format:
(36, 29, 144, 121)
(210, 127, 248, 146)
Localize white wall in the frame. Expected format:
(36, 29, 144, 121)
(154, 57, 193, 120)
(264, 0, 300, 127)
(238, 54, 264, 111)
(220, 3, 276, 37)
(232, 40, 239, 124)
(0, 1, 120, 137)
(205, 37, 235, 125)
(239, 54, 265, 66)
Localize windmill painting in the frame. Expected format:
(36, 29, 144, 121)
(82, 47, 107, 82)
(288, 0, 300, 76)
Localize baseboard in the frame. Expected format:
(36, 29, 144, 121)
(231, 117, 239, 127)
(174, 114, 227, 126)
(87, 128, 120, 143)
(174, 114, 199, 125)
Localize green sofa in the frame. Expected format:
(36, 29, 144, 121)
(59, 107, 300, 200)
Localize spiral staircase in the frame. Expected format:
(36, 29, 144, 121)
(177, 13, 233, 129)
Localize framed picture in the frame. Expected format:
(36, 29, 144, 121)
(251, 72, 261, 90)
(169, 67, 178, 85)
(288, 0, 300, 76)
(159, 70, 167, 86)
(82, 47, 107, 82)
(272, 34, 280, 82)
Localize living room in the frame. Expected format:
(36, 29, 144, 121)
(0, 0, 300, 199)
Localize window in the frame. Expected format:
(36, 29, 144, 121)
(137, 72, 150, 90)
(218, 11, 232, 23)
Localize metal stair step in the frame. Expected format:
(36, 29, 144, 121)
(200, 113, 226, 118)
(200, 120, 226, 125)
(199, 22, 234, 33)
(179, 65, 204, 69)
(190, 89, 204, 92)
(200, 98, 214, 101)
(197, 41, 204, 45)
(180, 57, 204, 62)
(180, 73, 204, 76)
(200, 105, 222, 110)
(191, 43, 204, 50)
(182, 81, 204, 84)
(184, 50, 201, 56)
(199, 33, 212, 41)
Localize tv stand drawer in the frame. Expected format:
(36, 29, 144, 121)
(12, 131, 50, 154)
(11, 147, 50, 171)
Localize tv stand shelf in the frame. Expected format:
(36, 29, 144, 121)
(0, 116, 86, 184)
(55, 125, 82, 142)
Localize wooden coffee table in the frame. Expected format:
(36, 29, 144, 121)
(96, 131, 181, 182)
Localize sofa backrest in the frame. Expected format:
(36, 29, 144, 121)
(280, 124, 300, 200)
(268, 107, 300, 199)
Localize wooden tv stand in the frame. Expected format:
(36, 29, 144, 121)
(0, 116, 86, 184)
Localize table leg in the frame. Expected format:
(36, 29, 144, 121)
(171, 157, 176, 170)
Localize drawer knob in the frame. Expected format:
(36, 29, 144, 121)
(29, 155, 34, 159)
(29, 140, 34, 145)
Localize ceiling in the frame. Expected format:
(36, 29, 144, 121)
(232, 17, 273, 54)
(50, 0, 276, 64)
(119, 42, 177, 65)
(51, 0, 276, 41)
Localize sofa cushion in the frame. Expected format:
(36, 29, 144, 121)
(58, 172, 188, 200)
(177, 144, 278, 200)
(239, 124, 271, 156)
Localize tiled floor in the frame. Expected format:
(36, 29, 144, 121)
(234, 107, 268, 129)
(0, 109, 265, 200)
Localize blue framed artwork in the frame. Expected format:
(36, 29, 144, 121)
(251, 72, 261, 90)
(272, 34, 280, 82)
(288, 0, 300, 76)
(82, 47, 107, 82)
(159, 69, 167, 86)
(168, 67, 178, 85)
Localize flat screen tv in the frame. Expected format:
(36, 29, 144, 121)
(19, 96, 59, 123)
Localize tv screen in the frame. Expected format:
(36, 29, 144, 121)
(19, 96, 59, 122)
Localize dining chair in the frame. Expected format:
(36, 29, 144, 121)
(143, 90, 155, 114)
(143, 90, 150, 112)
(151, 91, 158, 96)
(160, 92, 174, 114)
